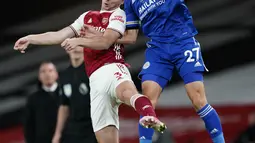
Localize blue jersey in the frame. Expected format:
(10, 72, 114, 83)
(124, 0, 198, 43)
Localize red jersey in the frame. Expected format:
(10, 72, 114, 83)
(70, 8, 126, 76)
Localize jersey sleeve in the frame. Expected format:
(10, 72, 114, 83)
(59, 85, 70, 106)
(70, 12, 88, 36)
(124, 0, 140, 29)
(107, 9, 126, 36)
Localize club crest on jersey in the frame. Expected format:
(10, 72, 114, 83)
(102, 17, 108, 25)
(143, 61, 150, 69)
(79, 83, 89, 95)
(63, 84, 72, 97)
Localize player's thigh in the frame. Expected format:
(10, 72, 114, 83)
(95, 125, 119, 143)
(89, 66, 120, 133)
(109, 63, 136, 105)
(174, 37, 208, 84)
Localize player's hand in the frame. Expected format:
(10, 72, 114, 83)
(13, 36, 30, 53)
(61, 38, 79, 51)
(80, 24, 103, 38)
(52, 133, 61, 143)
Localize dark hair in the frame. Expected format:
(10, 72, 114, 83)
(39, 61, 57, 72)
(39, 61, 54, 67)
(37, 61, 57, 88)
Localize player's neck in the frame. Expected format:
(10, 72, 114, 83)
(101, 6, 119, 12)
(71, 58, 84, 68)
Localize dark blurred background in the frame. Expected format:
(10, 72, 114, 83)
(0, 0, 255, 143)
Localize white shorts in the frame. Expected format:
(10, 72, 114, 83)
(89, 63, 133, 132)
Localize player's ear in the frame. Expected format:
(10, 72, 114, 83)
(120, 3, 124, 9)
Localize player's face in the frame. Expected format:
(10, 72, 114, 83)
(101, 0, 123, 11)
(67, 46, 84, 60)
(38, 63, 58, 87)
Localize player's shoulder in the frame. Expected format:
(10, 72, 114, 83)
(78, 10, 100, 18)
(86, 10, 102, 16)
(110, 8, 126, 19)
(27, 89, 41, 101)
(114, 8, 125, 14)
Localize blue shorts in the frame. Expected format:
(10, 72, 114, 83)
(139, 37, 208, 89)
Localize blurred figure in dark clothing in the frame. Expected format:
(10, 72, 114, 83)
(152, 129, 175, 143)
(234, 113, 255, 143)
(52, 47, 97, 143)
(24, 62, 59, 143)
(235, 125, 255, 143)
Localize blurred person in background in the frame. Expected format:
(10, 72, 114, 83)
(52, 47, 97, 143)
(24, 62, 59, 143)
(152, 129, 175, 143)
(234, 112, 255, 143)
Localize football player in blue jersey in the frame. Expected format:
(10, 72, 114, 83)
(122, 0, 225, 143)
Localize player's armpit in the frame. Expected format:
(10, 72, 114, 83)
(116, 29, 139, 45)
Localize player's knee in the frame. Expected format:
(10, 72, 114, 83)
(142, 81, 162, 107)
(191, 95, 207, 111)
(116, 81, 138, 103)
(185, 81, 207, 111)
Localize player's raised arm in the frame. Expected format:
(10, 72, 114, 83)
(62, 8, 126, 51)
(115, 0, 140, 45)
(116, 29, 139, 45)
(14, 12, 88, 53)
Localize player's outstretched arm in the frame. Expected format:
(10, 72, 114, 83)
(14, 27, 75, 53)
(116, 29, 139, 45)
(62, 28, 121, 51)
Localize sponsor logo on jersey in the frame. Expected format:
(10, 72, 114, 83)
(138, 0, 165, 20)
(111, 15, 125, 23)
(92, 26, 106, 33)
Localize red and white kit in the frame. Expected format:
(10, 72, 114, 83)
(70, 8, 133, 132)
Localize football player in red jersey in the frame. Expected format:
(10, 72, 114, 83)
(13, 0, 166, 143)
